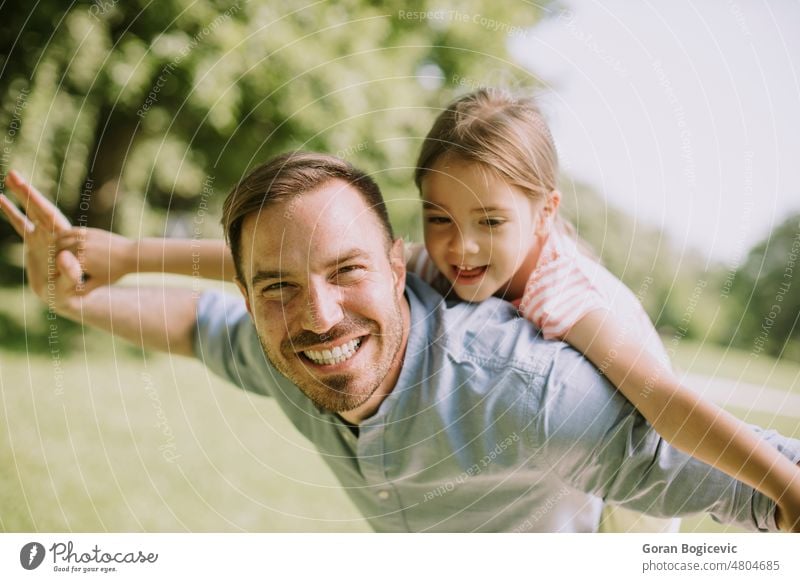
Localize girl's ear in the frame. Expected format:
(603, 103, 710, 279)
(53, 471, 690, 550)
(535, 190, 561, 236)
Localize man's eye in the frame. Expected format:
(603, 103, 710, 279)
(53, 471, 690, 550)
(261, 282, 292, 297)
(334, 265, 366, 283)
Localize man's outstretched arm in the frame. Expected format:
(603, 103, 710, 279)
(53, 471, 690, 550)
(60, 286, 198, 356)
(1, 170, 198, 357)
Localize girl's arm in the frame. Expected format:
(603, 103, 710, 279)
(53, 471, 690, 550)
(564, 309, 800, 531)
(57, 227, 235, 291)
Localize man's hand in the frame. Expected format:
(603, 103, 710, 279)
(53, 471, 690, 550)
(57, 226, 135, 293)
(1, 169, 199, 357)
(0, 170, 85, 316)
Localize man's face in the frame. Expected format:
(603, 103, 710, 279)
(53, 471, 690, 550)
(236, 179, 408, 416)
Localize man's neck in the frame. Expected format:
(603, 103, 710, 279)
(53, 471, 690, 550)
(338, 296, 411, 425)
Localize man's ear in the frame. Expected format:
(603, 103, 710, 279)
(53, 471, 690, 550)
(389, 238, 406, 294)
(235, 277, 252, 315)
(535, 190, 562, 236)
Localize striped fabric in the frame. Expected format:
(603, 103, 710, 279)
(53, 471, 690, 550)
(517, 229, 668, 364)
(406, 242, 442, 287)
(517, 230, 608, 340)
(405, 242, 452, 297)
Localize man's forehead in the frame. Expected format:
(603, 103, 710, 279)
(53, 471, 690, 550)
(246, 178, 373, 225)
(239, 180, 386, 275)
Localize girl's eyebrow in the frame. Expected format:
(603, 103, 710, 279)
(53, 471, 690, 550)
(422, 200, 513, 214)
(470, 206, 509, 214)
(422, 200, 510, 214)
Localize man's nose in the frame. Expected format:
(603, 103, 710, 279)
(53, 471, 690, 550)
(301, 280, 344, 333)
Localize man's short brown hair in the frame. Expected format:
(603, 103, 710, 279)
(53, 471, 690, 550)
(222, 151, 394, 284)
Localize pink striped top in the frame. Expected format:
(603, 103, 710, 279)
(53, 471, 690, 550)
(407, 229, 668, 365)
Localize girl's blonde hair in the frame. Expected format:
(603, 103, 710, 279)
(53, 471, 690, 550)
(414, 87, 584, 245)
(415, 87, 558, 202)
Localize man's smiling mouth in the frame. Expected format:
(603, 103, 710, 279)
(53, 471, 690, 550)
(302, 338, 363, 366)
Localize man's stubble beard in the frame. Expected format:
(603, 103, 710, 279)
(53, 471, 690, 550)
(255, 294, 404, 413)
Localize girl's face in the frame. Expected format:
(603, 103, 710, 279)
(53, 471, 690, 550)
(421, 156, 551, 302)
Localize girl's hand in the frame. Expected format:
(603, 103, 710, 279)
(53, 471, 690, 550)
(56, 227, 136, 292)
(776, 487, 800, 532)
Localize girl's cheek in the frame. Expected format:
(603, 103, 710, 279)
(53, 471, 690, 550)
(427, 233, 445, 252)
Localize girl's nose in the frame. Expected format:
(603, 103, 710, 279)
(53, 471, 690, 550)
(449, 232, 481, 258)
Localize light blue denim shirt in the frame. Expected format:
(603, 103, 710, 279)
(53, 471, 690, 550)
(193, 274, 800, 532)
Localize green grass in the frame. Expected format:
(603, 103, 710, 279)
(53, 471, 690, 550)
(0, 282, 368, 532)
(2, 284, 799, 532)
(669, 338, 800, 395)
(666, 337, 800, 532)
(0, 339, 370, 532)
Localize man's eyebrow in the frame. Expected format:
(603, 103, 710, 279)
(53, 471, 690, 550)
(250, 250, 372, 286)
(323, 249, 372, 270)
(251, 269, 289, 287)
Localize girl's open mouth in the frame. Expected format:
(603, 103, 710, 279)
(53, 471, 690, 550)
(453, 265, 488, 283)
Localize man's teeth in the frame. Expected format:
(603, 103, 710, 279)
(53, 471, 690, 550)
(303, 338, 362, 365)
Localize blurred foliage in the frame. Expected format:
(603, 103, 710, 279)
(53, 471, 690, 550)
(0, 0, 543, 245)
(560, 178, 714, 340)
(722, 213, 800, 362)
(1, 0, 797, 361)
(560, 181, 800, 362)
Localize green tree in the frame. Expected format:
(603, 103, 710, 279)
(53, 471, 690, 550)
(725, 213, 800, 362)
(559, 177, 716, 340)
(1, 0, 545, 246)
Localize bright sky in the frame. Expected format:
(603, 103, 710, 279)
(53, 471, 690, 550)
(512, 0, 800, 265)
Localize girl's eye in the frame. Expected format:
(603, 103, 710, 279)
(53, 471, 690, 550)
(482, 217, 506, 227)
(425, 215, 451, 225)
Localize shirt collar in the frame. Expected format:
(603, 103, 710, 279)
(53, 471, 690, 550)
(359, 274, 441, 427)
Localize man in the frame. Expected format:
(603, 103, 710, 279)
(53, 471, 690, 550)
(2, 155, 799, 532)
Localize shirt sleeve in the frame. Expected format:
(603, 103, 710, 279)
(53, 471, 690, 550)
(525, 343, 800, 531)
(192, 290, 275, 397)
(518, 255, 609, 340)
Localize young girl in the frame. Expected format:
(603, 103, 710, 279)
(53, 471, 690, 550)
(8, 89, 799, 532)
(409, 88, 800, 532)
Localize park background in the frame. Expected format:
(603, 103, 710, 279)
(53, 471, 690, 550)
(1, 0, 799, 532)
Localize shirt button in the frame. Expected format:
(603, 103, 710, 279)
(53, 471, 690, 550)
(377, 490, 390, 501)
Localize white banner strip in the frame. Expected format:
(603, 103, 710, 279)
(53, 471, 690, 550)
(1, 533, 798, 581)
